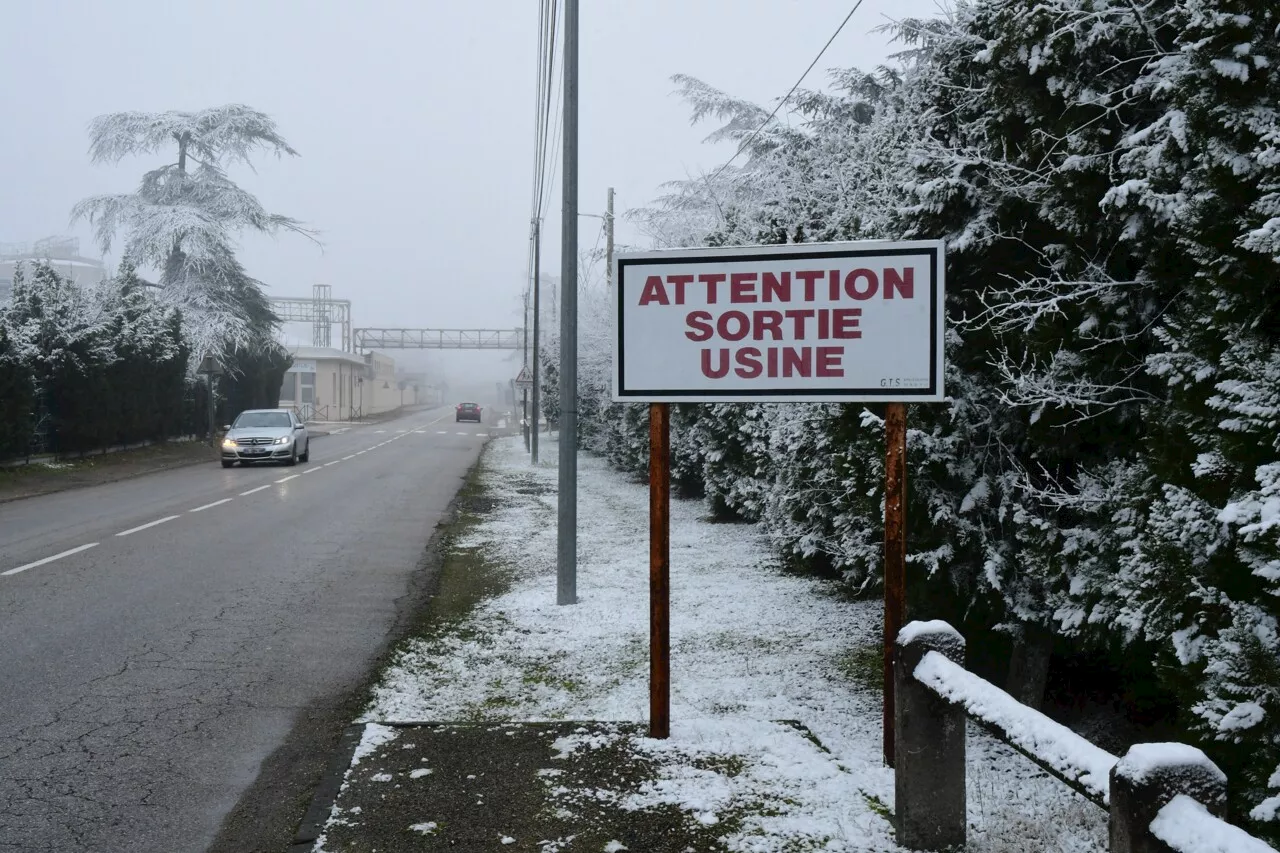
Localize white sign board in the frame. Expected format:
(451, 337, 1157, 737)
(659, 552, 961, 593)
(612, 240, 945, 402)
(513, 365, 533, 390)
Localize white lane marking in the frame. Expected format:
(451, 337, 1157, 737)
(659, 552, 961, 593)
(189, 498, 233, 513)
(276, 474, 300, 483)
(374, 430, 386, 433)
(456, 431, 468, 435)
(3, 542, 99, 577)
(116, 515, 180, 537)
(413, 430, 426, 434)
(437, 430, 447, 434)
(324, 461, 340, 467)
(396, 429, 407, 433)
(301, 467, 319, 474)
(356, 450, 367, 455)
(342, 455, 356, 461)
(240, 484, 271, 496)
(475, 433, 487, 437)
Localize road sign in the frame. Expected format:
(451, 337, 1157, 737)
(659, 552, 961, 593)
(513, 366, 533, 390)
(613, 238, 947, 749)
(613, 239, 945, 402)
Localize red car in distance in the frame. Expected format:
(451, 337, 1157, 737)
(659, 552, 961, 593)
(456, 402, 482, 423)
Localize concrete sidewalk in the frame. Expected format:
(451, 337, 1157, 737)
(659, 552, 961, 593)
(294, 721, 727, 853)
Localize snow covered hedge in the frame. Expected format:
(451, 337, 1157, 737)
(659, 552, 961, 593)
(0, 261, 291, 459)
(563, 0, 1280, 840)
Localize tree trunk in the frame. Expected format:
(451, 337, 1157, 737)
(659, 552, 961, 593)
(1006, 622, 1054, 711)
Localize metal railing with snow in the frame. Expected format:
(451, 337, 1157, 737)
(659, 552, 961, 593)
(893, 620, 1275, 852)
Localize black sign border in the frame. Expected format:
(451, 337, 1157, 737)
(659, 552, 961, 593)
(615, 245, 942, 400)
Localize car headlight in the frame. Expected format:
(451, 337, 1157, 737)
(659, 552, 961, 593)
(274, 436, 289, 445)
(222, 438, 237, 448)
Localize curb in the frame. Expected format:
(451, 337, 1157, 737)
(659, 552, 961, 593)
(0, 434, 333, 506)
(0, 454, 216, 506)
(290, 723, 365, 851)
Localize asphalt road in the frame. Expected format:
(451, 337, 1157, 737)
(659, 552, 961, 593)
(0, 406, 502, 852)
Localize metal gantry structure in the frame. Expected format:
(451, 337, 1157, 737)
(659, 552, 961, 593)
(270, 284, 352, 351)
(352, 328, 526, 350)
(272, 285, 526, 353)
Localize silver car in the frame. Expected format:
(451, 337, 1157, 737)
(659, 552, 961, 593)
(220, 409, 310, 468)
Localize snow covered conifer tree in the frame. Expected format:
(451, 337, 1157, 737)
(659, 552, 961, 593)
(0, 324, 34, 458)
(4, 262, 115, 453)
(96, 262, 188, 443)
(72, 105, 311, 364)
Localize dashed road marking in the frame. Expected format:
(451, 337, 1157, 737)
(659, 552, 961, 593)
(3, 542, 99, 577)
(240, 484, 271, 496)
(276, 474, 300, 483)
(189, 498, 232, 513)
(374, 430, 386, 434)
(301, 467, 319, 474)
(342, 455, 356, 461)
(324, 461, 340, 467)
(116, 515, 180, 537)
(456, 432, 468, 436)
(437, 430, 447, 434)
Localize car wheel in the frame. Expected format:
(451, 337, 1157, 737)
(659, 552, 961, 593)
(285, 445, 298, 466)
(221, 460, 235, 469)
(299, 441, 310, 463)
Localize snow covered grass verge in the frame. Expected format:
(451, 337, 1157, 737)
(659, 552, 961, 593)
(358, 436, 1109, 852)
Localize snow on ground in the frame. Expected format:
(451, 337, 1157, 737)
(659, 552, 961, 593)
(365, 436, 1108, 852)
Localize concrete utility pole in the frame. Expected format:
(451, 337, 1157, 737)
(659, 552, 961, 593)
(531, 218, 542, 464)
(605, 187, 614, 289)
(522, 286, 530, 451)
(557, 0, 579, 606)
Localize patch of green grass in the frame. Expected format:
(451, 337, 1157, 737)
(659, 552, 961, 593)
(520, 660, 583, 694)
(833, 645, 884, 694)
(862, 791, 893, 821)
(401, 469, 514, 642)
(691, 754, 747, 778)
(777, 720, 835, 755)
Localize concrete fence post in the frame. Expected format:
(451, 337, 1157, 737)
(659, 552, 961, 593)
(1109, 743, 1227, 853)
(895, 620, 967, 851)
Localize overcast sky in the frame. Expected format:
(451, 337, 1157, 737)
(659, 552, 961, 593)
(2, 0, 944, 383)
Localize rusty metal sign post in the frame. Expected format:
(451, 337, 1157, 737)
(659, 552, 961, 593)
(882, 402, 907, 765)
(614, 240, 945, 746)
(649, 403, 672, 739)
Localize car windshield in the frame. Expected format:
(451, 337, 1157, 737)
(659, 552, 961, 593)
(461, 403, 478, 408)
(233, 412, 291, 429)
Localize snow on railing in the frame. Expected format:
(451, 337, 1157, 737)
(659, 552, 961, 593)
(1152, 794, 1277, 853)
(914, 648, 1117, 805)
(894, 620, 1275, 853)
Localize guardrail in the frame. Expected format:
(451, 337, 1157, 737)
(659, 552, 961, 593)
(894, 620, 1275, 852)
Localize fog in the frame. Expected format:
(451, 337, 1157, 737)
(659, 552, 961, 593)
(1, 0, 944, 394)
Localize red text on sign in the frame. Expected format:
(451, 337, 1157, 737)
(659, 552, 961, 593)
(700, 346, 844, 379)
(637, 266, 914, 306)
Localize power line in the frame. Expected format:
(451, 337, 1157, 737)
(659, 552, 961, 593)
(540, 55, 564, 223)
(705, 0, 866, 187)
(531, 0, 560, 226)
